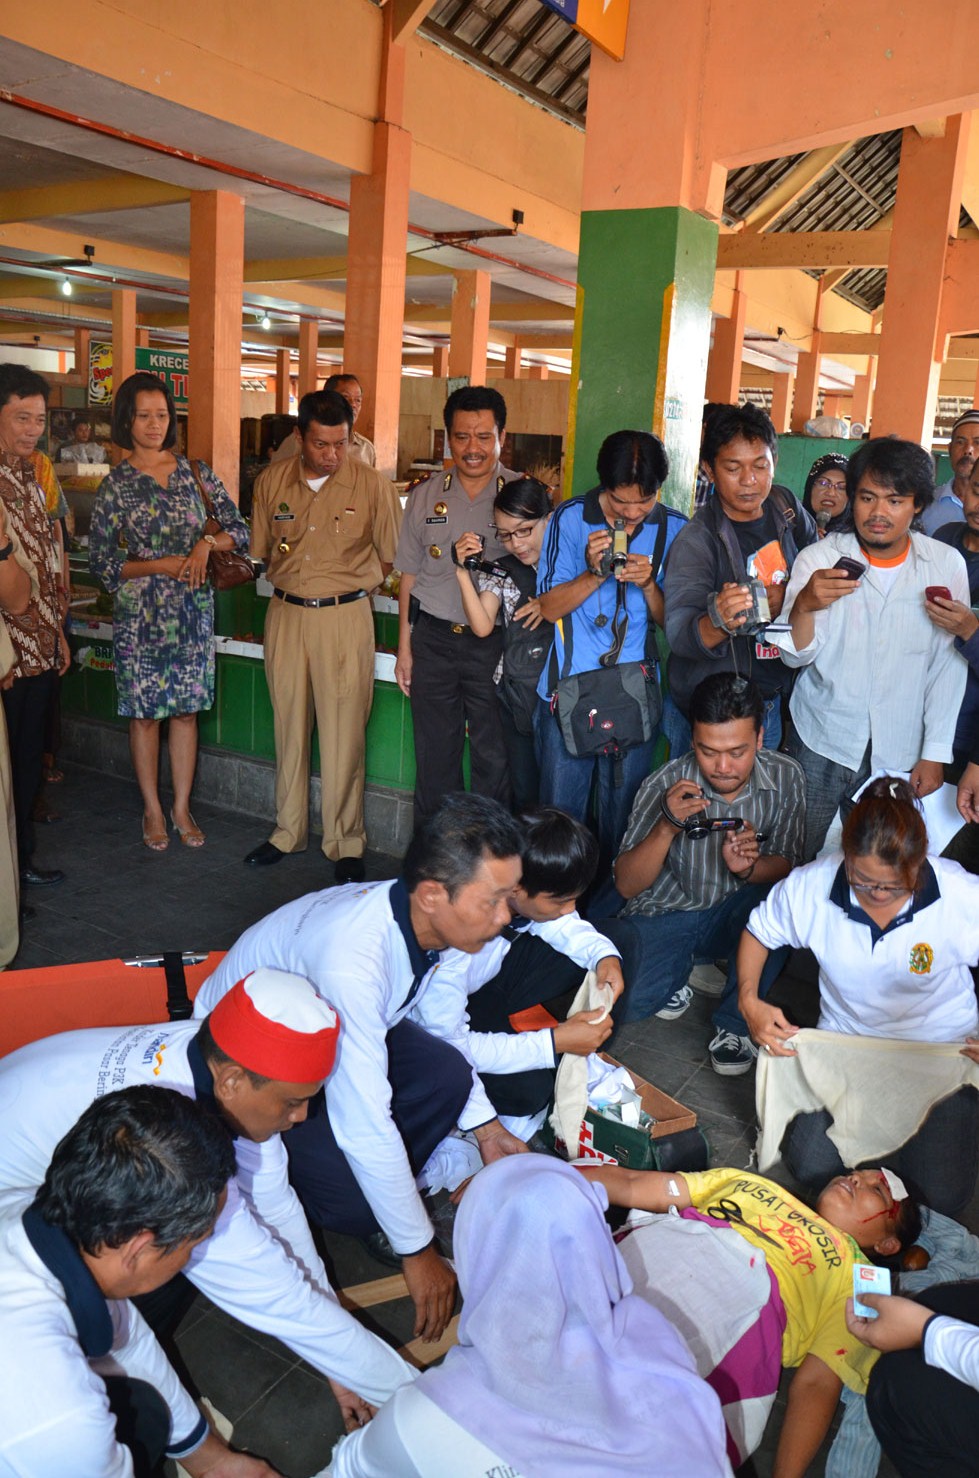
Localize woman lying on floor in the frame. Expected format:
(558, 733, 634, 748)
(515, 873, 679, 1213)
(326, 1155, 732, 1477)
(579, 1160, 922, 1478)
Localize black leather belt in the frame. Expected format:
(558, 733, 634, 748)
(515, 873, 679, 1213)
(273, 588, 367, 609)
(417, 609, 472, 635)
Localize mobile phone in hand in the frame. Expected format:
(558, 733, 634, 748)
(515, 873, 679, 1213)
(833, 557, 867, 580)
(926, 585, 953, 604)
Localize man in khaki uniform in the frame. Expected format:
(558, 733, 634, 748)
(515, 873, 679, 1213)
(323, 373, 377, 467)
(244, 389, 402, 884)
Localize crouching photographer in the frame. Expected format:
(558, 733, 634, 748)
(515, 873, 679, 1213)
(606, 673, 806, 1075)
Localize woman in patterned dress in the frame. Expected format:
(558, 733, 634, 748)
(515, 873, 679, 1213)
(90, 373, 248, 851)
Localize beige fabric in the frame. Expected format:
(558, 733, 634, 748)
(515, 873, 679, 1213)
(349, 430, 376, 467)
(548, 970, 615, 1152)
(264, 595, 375, 859)
(0, 526, 35, 966)
(755, 1027, 979, 1171)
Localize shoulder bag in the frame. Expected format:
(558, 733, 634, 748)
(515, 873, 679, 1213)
(190, 459, 256, 591)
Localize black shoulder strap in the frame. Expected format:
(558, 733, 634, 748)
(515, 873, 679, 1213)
(648, 510, 669, 584)
(162, 951, 193, 1021)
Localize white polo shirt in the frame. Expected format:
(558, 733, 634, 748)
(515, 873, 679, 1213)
(747, 853, 979, 1041)
(0, 1188, 206, 1478)
(0, 1023, 413, 1407)
(195, 880, 497, 1255)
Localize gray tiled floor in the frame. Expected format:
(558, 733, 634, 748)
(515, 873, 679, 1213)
(14, 762, 968, 1476)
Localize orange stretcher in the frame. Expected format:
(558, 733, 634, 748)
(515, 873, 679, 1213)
(0, 951, 226, 1056)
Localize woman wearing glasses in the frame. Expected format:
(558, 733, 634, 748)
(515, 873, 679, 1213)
(453, 477, 553, 809)
(736, 777, 979, 1213)
(801, 452, 850, 536)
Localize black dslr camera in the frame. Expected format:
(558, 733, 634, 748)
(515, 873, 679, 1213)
(661, 792, 745, 841)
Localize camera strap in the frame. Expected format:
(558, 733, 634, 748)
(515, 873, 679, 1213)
(600, 514, 667, 670)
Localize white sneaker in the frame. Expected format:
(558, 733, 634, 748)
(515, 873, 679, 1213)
(655, 984, 694, 1020)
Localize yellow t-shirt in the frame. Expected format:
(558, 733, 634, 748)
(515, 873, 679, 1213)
(682, 1169, 879, 1393)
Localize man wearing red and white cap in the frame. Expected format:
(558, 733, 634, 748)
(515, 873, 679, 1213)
(0, 968, 414, 1430)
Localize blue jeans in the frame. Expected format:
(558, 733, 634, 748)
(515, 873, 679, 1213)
(782, 1088, 979, 1217)
(535, 699, 655, 868)
(760, 694, 782, 751)
(616, 882, 780, 1025)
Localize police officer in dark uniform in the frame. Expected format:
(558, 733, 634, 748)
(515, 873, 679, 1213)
(394, 386, 519, 822)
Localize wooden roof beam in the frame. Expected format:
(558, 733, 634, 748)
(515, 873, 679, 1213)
(717, 231, 890, 271)
(739, 143, 853, 232)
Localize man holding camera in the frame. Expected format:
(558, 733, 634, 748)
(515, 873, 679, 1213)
(610, 673, 805, 1074)
(664, 403, 817, 751)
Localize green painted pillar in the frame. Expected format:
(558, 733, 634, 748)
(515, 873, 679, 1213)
(566, 206, 718, 516)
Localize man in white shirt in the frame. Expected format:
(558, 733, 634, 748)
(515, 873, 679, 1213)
(921, 408, 979, 536)
(848, 1281, 979, 1478)
(774, 437, 968, 858)
(0, 1083, 279, 1478)
(0, 970, 414, 1431)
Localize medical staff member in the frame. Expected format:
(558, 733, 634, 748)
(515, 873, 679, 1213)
(0, 970, 414, 1428)
(0, 1084, 281, 1478)
(737, 777, 979, 1214)
(196, 794, 530, 1345)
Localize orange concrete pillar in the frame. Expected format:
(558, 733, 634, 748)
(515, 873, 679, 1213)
(112, 290, 137, 389)
(188, 189, 245, 498)
(873, 118, 971, 442)
(770, 372, 795, 433)
(73, 326, 90, 379)
(431, 345, 449, 377)
(136, 327, 151, 349)
(505, 341, 524, 379)
(821, 393, 845, 418)
(344, 17, 411, 479)
(275, 348, 291, 414)
(851, 371, 874, 429)
(298, 319, 318, 397)
(791, 333, 822, 433)
(705, 276, 747, 404)
(449, 270, 491, 384)
(972, 362, 979, 404)
(527, 363, 549, 381)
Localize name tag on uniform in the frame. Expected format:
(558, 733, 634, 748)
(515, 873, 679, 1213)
(273, 512, 295, 522)
(755, 641, 780, 660)
(425, 515, 448, 525)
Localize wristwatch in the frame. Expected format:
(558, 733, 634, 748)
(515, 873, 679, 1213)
(202, 533, 218, 547)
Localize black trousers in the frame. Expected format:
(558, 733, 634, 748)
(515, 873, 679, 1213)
(867, 1280, 979, 1478)
(2, 668, 57, 865)
(467, 924, 642, 1118)
(104, 1375, 171, 1478)
(284, 1020, 473, 1241)
(409, 613, 510, 823)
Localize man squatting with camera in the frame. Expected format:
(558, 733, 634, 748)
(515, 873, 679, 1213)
(607, 671, 806, 1076)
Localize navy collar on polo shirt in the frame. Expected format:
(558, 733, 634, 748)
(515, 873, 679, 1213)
(391, 876, 441, 1011)
(22, 1205, 113, 1357)
(187, 1029, 220, 1110)
(829, 859, 940, 947)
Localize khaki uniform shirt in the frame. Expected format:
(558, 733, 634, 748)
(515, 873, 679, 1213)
(394, 463, 520, 624)
(251, 453, 401, 600)
(349, 431, 376, 468)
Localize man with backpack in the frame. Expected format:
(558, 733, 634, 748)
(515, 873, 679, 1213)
(664, 403, 818, 750)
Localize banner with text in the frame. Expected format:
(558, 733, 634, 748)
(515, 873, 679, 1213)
(87, 343, 190, 408)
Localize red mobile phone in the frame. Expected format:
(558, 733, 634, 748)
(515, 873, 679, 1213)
(926, 585, 953, 604)
(833, 557, 867, 580)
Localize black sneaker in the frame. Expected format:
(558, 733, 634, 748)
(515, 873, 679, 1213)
(708, 1029, 758, 1076)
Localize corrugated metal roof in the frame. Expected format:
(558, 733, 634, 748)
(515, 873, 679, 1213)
(422, 0, 590, 126)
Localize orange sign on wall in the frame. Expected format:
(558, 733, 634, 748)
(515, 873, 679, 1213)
(542, 0, 630, 61)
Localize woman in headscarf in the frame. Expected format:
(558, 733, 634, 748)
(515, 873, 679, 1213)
(802, 452, 850, 536)
(804, 455, 851, 543)
(326, 1155, 731, 1477)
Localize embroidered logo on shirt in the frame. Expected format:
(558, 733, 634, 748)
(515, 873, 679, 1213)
(908, 942, 934, 975)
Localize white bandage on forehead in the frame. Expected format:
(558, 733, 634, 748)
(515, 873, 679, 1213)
(881, 1167, 908, 1203)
